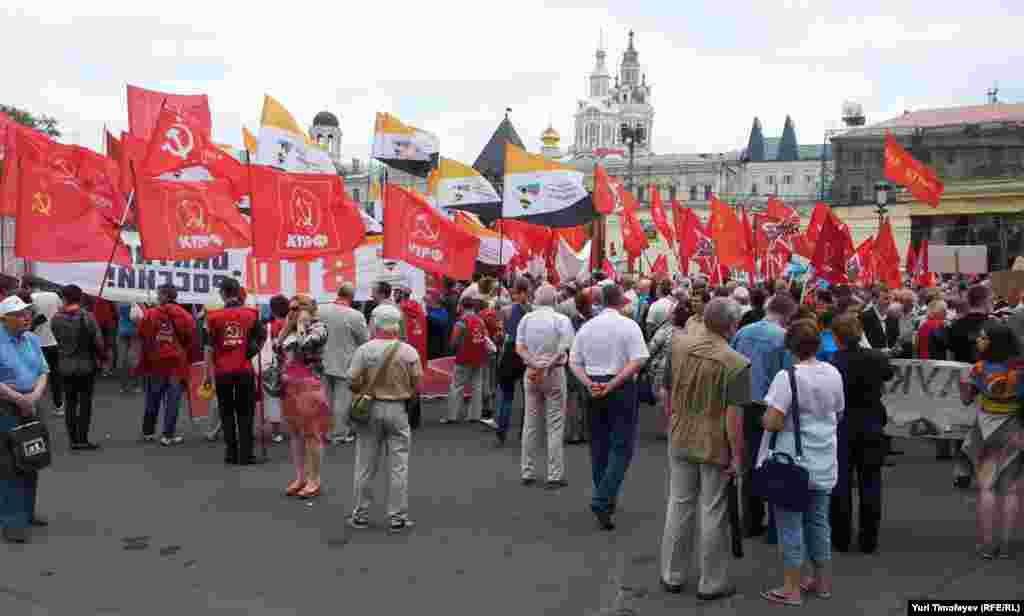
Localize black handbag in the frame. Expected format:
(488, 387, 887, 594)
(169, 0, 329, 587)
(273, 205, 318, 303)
(7, 419, 52, 474)
(752, 367, 810, 512)
(406, 396, 422, 431)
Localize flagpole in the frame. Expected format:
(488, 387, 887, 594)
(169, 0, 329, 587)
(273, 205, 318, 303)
(97, 188, 135, 300)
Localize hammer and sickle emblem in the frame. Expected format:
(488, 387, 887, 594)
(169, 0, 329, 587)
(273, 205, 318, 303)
(291, 187, 319, 234)
(161, 124, 195, 161)
(178, 199, 206, 232)
(31, 192, 52, 216)
(411, 213, 440, 242)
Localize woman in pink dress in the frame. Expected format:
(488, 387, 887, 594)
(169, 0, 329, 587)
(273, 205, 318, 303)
(277, 295, 331, 499)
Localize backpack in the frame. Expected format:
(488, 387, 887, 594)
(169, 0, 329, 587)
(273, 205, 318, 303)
(154, 307, 185, 361)
(57, 311, 94, 363)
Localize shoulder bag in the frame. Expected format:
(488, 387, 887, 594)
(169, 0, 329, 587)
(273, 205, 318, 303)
(752, 367, 810, 512)
(349, 342, 401, 425)
(7, 418, 52, 474)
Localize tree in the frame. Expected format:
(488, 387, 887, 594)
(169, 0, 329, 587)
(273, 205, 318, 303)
(745, 117, 765, 162)
(0, 104, 61, 138)
(777, 115, 799, 162)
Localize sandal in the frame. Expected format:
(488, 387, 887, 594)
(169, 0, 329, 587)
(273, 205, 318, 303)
(297, 480, 321, 499)
(286, 479, 306, 497)
(800, 579, 833, 599)
(761, 588, 803, 606)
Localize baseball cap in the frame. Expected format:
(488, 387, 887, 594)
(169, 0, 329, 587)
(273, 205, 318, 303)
(0, 296, 32, 316)
(373, 304, 403, 332)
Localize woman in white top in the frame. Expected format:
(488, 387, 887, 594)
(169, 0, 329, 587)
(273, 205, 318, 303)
(759, 319, 845, 607)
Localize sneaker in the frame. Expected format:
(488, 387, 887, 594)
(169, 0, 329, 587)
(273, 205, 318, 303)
(479, 418, 497, 430)
(388, 518, 415, 534)
(348, 511, 370, 530)
(331, 435, 355, 445)
(53, 403, 65, 417)
(141, 433, 156, 443)
(271, 433, 285, 444)
(160, 435, 185, 446)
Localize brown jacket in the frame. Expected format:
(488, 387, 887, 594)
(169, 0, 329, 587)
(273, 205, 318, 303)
(668, 330, 751, 467)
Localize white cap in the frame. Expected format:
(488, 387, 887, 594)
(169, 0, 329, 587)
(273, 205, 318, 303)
(732, 286, 750, 301)
(0, 296, 32, 316)
(373, 304, 403, 332)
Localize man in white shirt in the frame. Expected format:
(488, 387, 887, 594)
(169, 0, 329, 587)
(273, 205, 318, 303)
(646, 281, 676, 338)
(320, 283, 370, 445)
(516, 285, 574, 489)
(569, 284, 649, 530)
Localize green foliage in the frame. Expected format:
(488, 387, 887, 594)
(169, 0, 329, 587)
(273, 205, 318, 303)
(0, 104, 61, 138)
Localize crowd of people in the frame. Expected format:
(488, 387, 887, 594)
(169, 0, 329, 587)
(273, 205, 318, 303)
(0, 268, 1021, 606)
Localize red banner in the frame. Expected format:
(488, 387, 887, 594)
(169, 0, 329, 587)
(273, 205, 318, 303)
(592, 164, 618, 215)
(249, 167, 365, 260)
(811, 210, 852, 284)
(15, 160, 129, 263)
(127, 84, 211, 141)
(618, 186, 649, 256)
(649, 187, 674, 248)
(885, 133, 943, 208)
(142, 104, 211, 177)
(874, 217, 902, 290)
(383, 183, 479, 280)
(709, 197, 753, 273)
(135, 177, 251, 260)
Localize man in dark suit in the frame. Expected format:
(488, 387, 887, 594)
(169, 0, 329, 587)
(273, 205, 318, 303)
(860, 287, 892, 349)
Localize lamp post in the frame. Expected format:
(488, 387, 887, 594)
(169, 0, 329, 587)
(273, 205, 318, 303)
(619, 123, 646, 274)
(874, 181, 890, 225)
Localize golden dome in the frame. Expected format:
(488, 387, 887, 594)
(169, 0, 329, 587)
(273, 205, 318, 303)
(541, 125, 560, 146)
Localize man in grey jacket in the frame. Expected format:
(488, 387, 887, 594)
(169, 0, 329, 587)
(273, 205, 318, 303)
(320, 283, 369, 444)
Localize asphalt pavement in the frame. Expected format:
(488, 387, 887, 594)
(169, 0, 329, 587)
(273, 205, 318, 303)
(1, 378, 1020, 616)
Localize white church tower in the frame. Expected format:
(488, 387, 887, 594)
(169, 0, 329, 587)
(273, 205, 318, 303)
(571, 30, 654, 159)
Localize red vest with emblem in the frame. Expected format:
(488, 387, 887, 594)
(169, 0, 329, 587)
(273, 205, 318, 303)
(455, 313, 488, 367)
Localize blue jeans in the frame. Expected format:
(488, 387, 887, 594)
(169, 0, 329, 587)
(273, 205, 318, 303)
(774, 489, 832, 568)
(143, 376, 184, 437)
(496, 377, 519, 437)
(588, 376, 639, 514)
(0, 414, 38, 530)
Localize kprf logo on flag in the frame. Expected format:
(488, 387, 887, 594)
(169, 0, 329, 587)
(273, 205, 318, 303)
(285, 186, 329, 249)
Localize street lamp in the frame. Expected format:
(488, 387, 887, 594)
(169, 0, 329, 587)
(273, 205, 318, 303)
(620, 123, 646, 195)
(874, 181, 890, 222)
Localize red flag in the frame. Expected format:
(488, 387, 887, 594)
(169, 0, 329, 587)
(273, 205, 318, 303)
(680, 208, 713, 260)
(709, 197, 753, 272)
(200, 144, 250, 201)
(847, 237, 874, 285)
(764, 242, 792, 281)
(602, 257, 618, 282)
(75, 146, 130, 225)
(651, 254, 669, 279)
(618, 186, 649, 256)
(15, 160, 129, 263)
(250, 167, 365, 260)
(495, 219, 553, 260)
(135, 177, 251, 260)
(739, 206, 757, 278)
(915, 238, 935, 287)
(905, 242, 918, 275)
(592, 164, 618, 215)
(142, 104, 210, 177)
(885, 133, 943, 208)
(810, 212, 852, 284)
(874, 217, 902, 290)
(127, 84, 211, 141)
(794, 202, 830, 259)
(118, 131, 148, 195)
(400, 299, 428, 369)
(649, 186, 674, 248)
(383, 183, 479, 280)
(671, 199, 694, 273)
(556, 225, 587, 252)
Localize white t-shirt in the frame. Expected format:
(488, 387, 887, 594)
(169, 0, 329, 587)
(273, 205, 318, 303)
(757, 361, 845, 490)
(31, 291, 62, 348)
(570, 308, 649, 377)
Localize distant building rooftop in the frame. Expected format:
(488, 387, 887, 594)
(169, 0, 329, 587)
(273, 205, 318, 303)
(840, 103, 1024, 138)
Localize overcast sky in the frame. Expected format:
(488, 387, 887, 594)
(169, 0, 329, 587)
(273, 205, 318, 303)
(4, 1, 1022, 165)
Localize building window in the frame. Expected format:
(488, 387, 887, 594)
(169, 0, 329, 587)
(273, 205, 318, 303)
(353, 188, 361, 203)
(783, 175, 793, 185)
(852, 151, 863, 167)
(947, 151, 956, 165)
(805, 174, 814, 185)
(690, 185, 698, 201)
(704, 185, 712, 200)
(669, 185, 677, 201)
(850, 185, 862, 204)
(751, 183, 759, 195)
(587, 123, 598, 146)
(638, 185, 646, 202)
(767, 175, 775, 186)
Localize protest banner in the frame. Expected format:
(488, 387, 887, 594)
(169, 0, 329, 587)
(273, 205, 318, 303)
(883, 360, 974, 438)
(32, 233, 423, 304)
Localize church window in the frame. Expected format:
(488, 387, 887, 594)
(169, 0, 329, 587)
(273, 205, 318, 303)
(783, 175, 792, 185)
(690, 185, 698, 201)
(587, 123, 599, 146)
(767, 175, 775, 185)
(852, 151, 863, 167)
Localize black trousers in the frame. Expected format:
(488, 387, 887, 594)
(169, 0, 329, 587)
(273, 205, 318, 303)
(741, 402, 768, 534)
(62, 373, 96, 445)
(830, 424, 886, 552)
(216, 374, 256, 463)
(42, 347, 63, 408)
